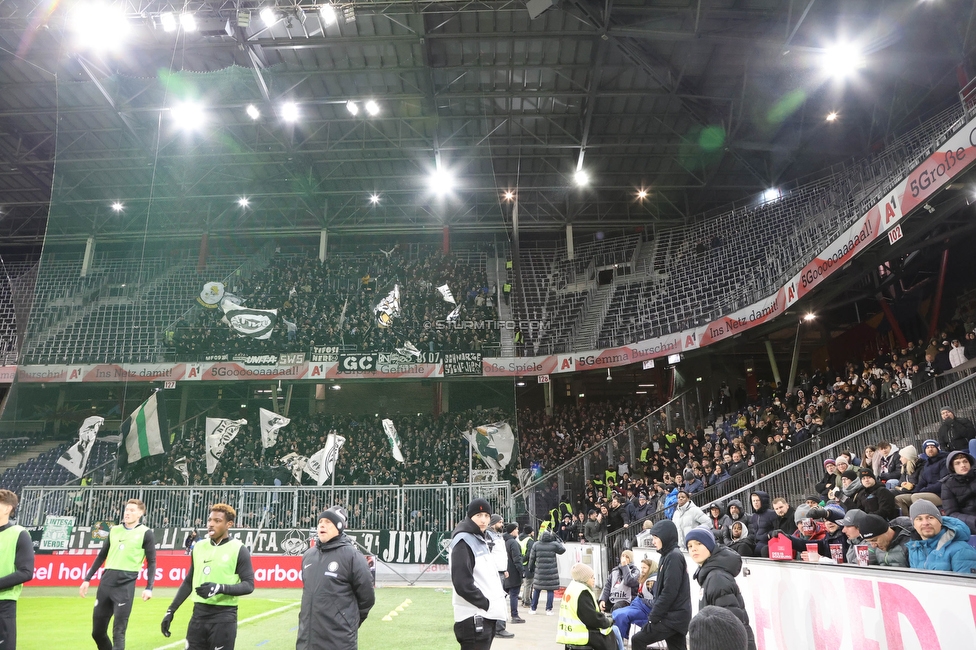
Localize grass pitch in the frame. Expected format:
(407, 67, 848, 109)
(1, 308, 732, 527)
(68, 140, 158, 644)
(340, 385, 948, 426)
(19, 586, 457, 650)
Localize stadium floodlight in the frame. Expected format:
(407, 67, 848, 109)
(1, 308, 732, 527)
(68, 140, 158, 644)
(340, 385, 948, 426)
(636, 188, 648, 200)
(574, 169, 589, 186)
(364, 100, 380, 116)
(246, 104, 260, 120)
(503, 191, 515, 202)
(319, 3, 338, 26)
(111, 201, 124, 212)
(761, 187, 782, 203)
(179, 13, 197, 32)
(280, 102, 299, 122)
(429, 167, 454, 195)
(346, 100, 359, 116)
(170, 102, 206, 131)
(821, 43, 864, 79)
(804, 312, 816, 321)
(238, 197, 249, 208)
(260, 7, 278, 27)
(370, 194, 380, 205)
(160, 12, 177, 32)
(826, 111, 838, 122)
(71, 3, 131, 51)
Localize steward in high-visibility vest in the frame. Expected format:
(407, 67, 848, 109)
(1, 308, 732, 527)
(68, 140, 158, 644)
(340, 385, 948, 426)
(0, 489, 33, 649)
(555, 563, 616, 650)
(82, 498, 156, 650)
(161, 504, 255, 649)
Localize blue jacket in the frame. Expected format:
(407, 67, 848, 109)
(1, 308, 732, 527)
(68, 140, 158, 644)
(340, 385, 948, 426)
(906, 516, 976, 574)
(663, 489, 679, 520)
(915, 450, 950, 495)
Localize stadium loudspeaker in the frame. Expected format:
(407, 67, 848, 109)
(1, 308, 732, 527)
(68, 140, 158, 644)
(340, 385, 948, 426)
(526, 0, 559, 20)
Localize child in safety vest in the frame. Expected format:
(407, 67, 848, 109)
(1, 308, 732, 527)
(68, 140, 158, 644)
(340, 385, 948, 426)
(555, 563, 624, 650)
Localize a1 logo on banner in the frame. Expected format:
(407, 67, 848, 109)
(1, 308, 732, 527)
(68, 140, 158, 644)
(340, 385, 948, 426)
(887, 224, 904, 245)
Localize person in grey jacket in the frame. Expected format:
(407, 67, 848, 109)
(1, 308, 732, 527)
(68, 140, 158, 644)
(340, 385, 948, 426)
(599, 550, 640, 612)
(297, 507, 375, 650)
(527, 528, 565, 614)
(671, 491, 710, 548)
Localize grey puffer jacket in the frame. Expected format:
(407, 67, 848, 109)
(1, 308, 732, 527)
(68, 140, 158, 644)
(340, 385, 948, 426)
(528, 530, 566, 591)
(297, 534, 376, 650)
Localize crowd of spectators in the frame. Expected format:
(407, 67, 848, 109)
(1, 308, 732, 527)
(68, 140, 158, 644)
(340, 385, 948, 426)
(168, 249, 499, 358)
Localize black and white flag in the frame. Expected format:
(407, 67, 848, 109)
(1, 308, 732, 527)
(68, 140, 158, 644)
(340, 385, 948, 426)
(305, 431, 345, 485)
(436, 284, 456, 305)
(374, 285, 401, 328)
(56, 416, 104, 477)
(280, 452, 308, 483)
(259, 408, 290, 449)
(173, 456, 190, 485)
(382, 419, 405, 463)
(206, 417, 247, 474)
(462, 422, 517, 471)
(446, 304, 462, 322)
(220, 297, 277, 340)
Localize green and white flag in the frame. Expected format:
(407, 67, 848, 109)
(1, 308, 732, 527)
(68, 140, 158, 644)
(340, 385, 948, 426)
(462, 422, 516, 471)
(382, 419, 405, 463)
(118, 393, 169, 466)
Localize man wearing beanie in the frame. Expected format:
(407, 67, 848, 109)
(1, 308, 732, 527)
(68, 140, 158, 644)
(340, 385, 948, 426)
(685, 529, 756, 650)
(894, 440, 948, 515)
(486, 514, 514, 638)
(688, 606, 748, 650)
(297, 507, 375, 650)
(632, 520, 691, 650)
(555, 563, 618, 650)
(906, 500, 976, 573)
(450, 498, 507, 649)
(501, 523, 524, 624)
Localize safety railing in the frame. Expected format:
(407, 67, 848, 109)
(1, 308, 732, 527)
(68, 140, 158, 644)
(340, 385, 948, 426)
(601, 368, 976, 569)
(18, 481, 512, 532)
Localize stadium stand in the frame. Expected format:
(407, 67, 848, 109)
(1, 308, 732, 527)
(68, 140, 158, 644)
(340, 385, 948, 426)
(0, 440, 116, 494)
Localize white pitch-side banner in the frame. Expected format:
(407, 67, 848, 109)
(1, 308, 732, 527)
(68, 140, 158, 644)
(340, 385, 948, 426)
(6, 114, 976, 385)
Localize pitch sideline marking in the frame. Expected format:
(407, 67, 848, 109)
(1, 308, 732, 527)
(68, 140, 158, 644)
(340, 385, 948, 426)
(152, 602, 300, 650)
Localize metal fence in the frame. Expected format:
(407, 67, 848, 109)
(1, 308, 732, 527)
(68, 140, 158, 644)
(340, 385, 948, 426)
(19, 482, 512, 532)
(513, 388, 702, 528)
(601, 369, 976, 568)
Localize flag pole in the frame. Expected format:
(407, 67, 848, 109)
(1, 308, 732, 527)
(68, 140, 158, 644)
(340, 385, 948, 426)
(468, 434, 473, 503)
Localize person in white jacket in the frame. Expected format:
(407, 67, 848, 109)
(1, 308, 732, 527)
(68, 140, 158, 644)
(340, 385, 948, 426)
(949, 340, 968, 368)
(671, 490, 711, 548)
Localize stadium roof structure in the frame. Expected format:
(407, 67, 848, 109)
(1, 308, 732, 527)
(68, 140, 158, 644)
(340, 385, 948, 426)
(0, 0, 971, 244)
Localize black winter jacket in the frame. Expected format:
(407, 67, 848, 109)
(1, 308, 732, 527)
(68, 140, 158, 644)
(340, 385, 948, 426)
(938, 417, 976, 452)
(915, 450, 950, 495)
(647, 520, 692, 634)
(693, 547, 757, 650)
(297, 534, 376, 650)
(502, 533, 524, 589)
(748, 491, 779, 547)
(528, 531, 565, 590)
(941, 451, 976, 535)
(853, 483, 899, 521)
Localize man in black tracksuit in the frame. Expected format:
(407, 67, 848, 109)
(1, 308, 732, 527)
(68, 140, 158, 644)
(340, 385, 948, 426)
(80, 498, 157, 650)
(161, 504, 255, 650)
(0, 489, 34, 649)
(297, 507, 375, 650)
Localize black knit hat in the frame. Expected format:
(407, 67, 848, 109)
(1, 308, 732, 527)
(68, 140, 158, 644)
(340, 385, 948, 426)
(466, 498, 492, 518)
(318, 507, 347, 533)
(689, 606, 748, 650)
(504, 523, 518, 535)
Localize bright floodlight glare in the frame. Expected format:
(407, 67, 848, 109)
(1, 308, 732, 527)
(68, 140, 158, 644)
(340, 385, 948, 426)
(111, 201, 124, 212)
(821, 43, 864, 79)
(574, 169, 589, 186)
(179, 13, 197, 32)
(160, 12, 177, 32)
(430, 168, 454, 195)
(346, 100, 359, 116)
(370, 194, 380, 205)
(260, 7, 277, 26)
(826, 111, 839, 122)
(637, 188, 648, 200)
(281, 102, 299, 122)
(246, 104, 260, 120)
(804, 313, 816, 321)
(319, 4, 338, 25)
(238, 197, 249, 208)
(364, 100, 380, 116)
(170, 102, 206, 131)
(761, 187, 782, 203)
(503, 191, 515, 201)
(72, 3, 131, 51)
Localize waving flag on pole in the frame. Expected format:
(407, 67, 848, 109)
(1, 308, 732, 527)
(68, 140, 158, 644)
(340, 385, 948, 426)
(57, 416, 104, 477)
(462, 422, 516, 470)
(436, 284, 456, 304)
(119, 393, 169, 467)
(374, 285, 401, 328)
(197, 282, 225, 308)
(382, 419, 405, 463)
(173, 457, 190, 485)
(206, 417, 247, 474)
(305, 431, 345, 485)
(446, 304, 462, 322)
(280, 452, 308, 483)
(259, 408, 290, 448)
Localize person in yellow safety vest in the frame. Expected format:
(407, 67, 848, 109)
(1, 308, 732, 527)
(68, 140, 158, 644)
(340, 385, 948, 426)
(664, 432, 678, 448)
(556, 563, 622, 650)
(604, 470, 618, 498)
(0, 489, 33, 649)
(517, 526, 536, 607)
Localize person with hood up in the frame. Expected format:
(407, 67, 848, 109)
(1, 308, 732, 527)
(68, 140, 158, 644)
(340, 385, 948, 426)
(527, 528, 565, 615)
(895, 440, 948, 515)
(876, 441, 902, 489)
(555, 563, 621, 650)
(747, 492, 779, 558)
(672, 491, 711, 548)
(722, 500, 746, 545)
(940, 450, 976, 535)
(611, 558, 657, 642)
(906, 500, 976, 573)
(296, 507, 374, 650)
(599, 550, 640, 612)
(685, 529, 757, 650)
(631, 520, 691, 650)
(706, 502, 733, 543)
(727, 521, 755, 557)
(449, 498, 507, 650)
